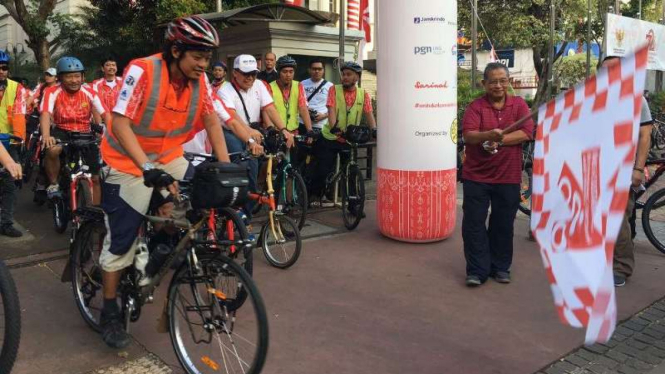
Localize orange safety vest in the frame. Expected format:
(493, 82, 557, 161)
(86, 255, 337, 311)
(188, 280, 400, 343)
(101, 54, 206, 176)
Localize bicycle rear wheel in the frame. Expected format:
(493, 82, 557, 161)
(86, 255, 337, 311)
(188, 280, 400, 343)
(0, 260, 20, 374)
(277, 167, 308, 230)
(642, 187, 665, 254)
(260, 214, 301, 268)
(71, 219, 106, 332)
(168, 254, 268, 374)
(519, 166, 532, 216)
(341, 165, 365, 230)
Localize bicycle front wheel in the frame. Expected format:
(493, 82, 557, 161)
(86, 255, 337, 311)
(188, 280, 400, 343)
(277, 168, 308, 230)
(52, 197, 69, 234)
(341, 165, 365, 230)
(0, 260, 20, 374)
(71, 219, 106, 332)
(168, 254, 268, 374)
(260, 214, 302, 268)
(642, 187, 665, 254)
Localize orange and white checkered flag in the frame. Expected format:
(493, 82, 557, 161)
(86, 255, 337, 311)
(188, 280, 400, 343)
(531, 45, 648, 344)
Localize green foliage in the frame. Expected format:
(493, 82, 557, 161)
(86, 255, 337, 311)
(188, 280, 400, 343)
(555, 53, 597, 89)
(650, 91, 665, 115)
(156, 0, 208, 23)
(457, 68, 485, 123)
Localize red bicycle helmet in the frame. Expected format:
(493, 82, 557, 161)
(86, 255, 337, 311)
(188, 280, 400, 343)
(165, 16, 220, 50)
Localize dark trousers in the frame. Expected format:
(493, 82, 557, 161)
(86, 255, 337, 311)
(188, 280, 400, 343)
(0, 146, 19, 227)
(462, 180, 520, 281)
(310, 138, 349, 198)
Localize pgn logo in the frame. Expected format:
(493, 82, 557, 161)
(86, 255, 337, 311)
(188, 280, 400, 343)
(414, 46, 443, 55)
(414, 17, 421, 24)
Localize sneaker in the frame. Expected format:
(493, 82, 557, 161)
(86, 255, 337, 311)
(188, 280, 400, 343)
(100, 312, 131, 349)
(46, 184, 61, 199)
(465, 275, 482, 287)
(491, 271, 511, 284)
(614, 274, 627, 287)
(0, 225, 22, 238)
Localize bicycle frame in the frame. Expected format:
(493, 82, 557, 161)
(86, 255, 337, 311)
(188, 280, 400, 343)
(636, 158, 665, 205)
(327, 144, 359, 207)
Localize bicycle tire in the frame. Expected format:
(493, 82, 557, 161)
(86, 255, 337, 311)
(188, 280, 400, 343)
(260, 215, 302, 269)
(0, 260, 21, 374)
(519, 166, 532, 216)
(277, 168, 308, 230)
(76, 180, 92, 212)
(168, 254, 269, 374)
(52, 197, 69, 234)
(21, 138, 36, 184)
(214, 207, 253, 276)
(71, 219, 106, 332)
(642, 187, 665, 254)
(341, 165, 365, 230)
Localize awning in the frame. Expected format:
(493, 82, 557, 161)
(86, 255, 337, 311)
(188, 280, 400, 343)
(199, 3, 336, 27)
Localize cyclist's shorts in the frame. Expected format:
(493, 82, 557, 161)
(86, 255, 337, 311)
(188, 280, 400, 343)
(99, 157, 190, 272)
(51, 127, 101, 174)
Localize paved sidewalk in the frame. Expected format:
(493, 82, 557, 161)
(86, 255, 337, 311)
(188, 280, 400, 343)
(538, 299, 665, 374)
(7, 191, 665, 374)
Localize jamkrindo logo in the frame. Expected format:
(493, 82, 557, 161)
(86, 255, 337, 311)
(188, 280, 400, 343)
(414, 16, 445, 24)
(414, 46, 444, 55)
(450, 119, 458, 144)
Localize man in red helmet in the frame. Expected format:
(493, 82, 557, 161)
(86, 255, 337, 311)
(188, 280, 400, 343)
(98, 16, 230, 349)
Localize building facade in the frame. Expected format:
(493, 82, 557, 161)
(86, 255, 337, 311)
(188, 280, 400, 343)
(0, 0, 89, 61)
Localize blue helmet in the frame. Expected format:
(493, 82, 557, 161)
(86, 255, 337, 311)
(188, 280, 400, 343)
(0, 50, 10, 64)
(56, 57, 84, 74)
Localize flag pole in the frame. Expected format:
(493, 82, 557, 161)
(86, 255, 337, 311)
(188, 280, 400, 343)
(339, 0, 346, 67)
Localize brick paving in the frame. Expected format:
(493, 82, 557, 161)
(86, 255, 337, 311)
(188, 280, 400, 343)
(537, 299, 665, 374)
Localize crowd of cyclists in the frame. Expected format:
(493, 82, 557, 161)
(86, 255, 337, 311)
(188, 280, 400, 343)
(0, 15, 376, 352)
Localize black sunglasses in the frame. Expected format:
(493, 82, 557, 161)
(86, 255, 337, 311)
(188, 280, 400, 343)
(235, 69, 258, 78)
(0, 66, 9, 71)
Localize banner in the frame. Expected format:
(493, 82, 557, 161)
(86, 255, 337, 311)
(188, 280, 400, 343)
(377, 0, 457, 242)
(531, 45, 648, 344)
(605, 13, 665, 71)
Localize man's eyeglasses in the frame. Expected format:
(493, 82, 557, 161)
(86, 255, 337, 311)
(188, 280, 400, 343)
(487, 78, 510, 87)
(235, 69, 258, 78)
(311, 67, 323, 71)
(0, 66, 9, 72)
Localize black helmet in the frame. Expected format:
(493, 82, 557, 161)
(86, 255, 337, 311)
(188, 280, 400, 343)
(264, 127, 285, 154)
(276, 55, 297, 71)
(340, 61, 362, 75)
(345, 125, 371, 144)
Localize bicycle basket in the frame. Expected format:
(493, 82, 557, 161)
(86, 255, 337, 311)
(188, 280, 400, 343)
(264, 127, 285, 154)
(345, 125, 371, 144)
(191, 162, 250, 209)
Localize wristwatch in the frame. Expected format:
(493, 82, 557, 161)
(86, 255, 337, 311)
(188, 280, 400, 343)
(142, 162, 155, 172)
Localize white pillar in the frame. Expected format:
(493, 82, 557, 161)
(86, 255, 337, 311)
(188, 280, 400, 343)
(377, 0, 457, 242)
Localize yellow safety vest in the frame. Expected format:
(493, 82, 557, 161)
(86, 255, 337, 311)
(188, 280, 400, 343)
(270, 80, 300, 131)
(0, 80, 19, 135)
(322, 85, 365, 141)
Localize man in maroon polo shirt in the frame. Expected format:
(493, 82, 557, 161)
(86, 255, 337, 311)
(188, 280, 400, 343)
(461, 62, 534, 287)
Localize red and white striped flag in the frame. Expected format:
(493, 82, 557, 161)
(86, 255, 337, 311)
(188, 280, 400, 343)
(348, 0, 361, 30)
(531, 45, 648, 344)
(348, 0, 371, 42)
(489, 45, 498, 63)
(283, 0, 304, 6)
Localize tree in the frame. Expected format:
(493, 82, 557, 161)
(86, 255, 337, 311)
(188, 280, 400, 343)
(0, 0, 81, 70)
(458, 0, 597, 106)
(59, 0, 279, 77)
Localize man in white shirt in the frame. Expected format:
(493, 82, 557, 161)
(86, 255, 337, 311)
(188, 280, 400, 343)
(300, 58, 333, 131)
(218, 54, 294, 217)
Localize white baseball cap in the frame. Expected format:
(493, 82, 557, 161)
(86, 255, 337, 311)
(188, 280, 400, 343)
(233, 55, 259, 73)
(45, 68, 57, 76)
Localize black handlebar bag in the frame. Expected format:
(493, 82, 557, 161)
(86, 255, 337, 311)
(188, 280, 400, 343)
(191, 162, 250, 209)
